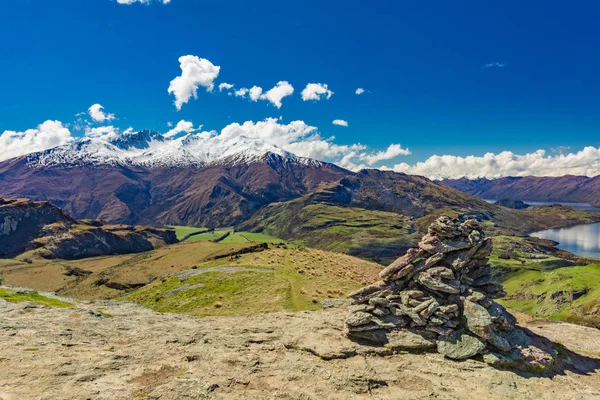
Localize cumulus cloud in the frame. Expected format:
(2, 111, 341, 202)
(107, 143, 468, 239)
(260, 81, 294, 108)
(84, 125, 122, 141)
(234, 88, 249, 98)
(233, 82, 294, 108)
(359, 144, 411, 165)
(168, 55, 221, 110)
(390, 147, 600, 179)
(88, 104, 115, 123)
(116, 0, 171, 4)
(301, 83, 334, 101)
(332, 119, 348, 127)
(355, 88, 365, 95)
(201, 117, 409, 170)
(0, 121, 73, 161)
(249, 86, 263, 102)
(218, 82, 234, 92)
(164, 120, 199, 138)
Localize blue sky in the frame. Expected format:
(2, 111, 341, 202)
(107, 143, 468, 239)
(1, 0, 599, 177)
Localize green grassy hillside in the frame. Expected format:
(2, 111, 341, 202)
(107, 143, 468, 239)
(240, 200, 416, 264)
(499, 264, 600, 328)
(124, 247, 382, 317)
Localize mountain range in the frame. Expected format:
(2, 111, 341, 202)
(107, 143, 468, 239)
(1, 129, 600, 262)
(441, 176, 600, 207)
(0, 130, 348, 226)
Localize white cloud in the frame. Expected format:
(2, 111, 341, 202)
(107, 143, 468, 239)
(84, 125, 121, 141)
(249, 86, 263, 102)
(209, 118, 408, 169)
(260, 81, 294, 108)
(233, 81, 294, 108)
(390, 147, 600, 179)
(167, 121, 173, 127)
(0, 121, 73, 161)
(164, 120, 199, 138)
(116, 0, 171, 4)
(218, 82, 234, 92)
(234, 88, 249, 98)
(168, 55, 221, 110)
(355, 88, 365, 95)
(359, 144, 411, 165)
(301, 83, 333, 101)
(88, 104, 115, 123)
(332, 119, 348, 127)
(483, 62, 505, 69)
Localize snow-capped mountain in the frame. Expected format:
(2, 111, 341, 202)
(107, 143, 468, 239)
(25, 130, 324, 169)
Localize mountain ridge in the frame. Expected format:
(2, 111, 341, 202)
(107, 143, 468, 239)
(441, 175, 600, 207)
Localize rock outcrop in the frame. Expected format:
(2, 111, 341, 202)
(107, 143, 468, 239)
(0, 198, 75, 257)
(1, 291, 599, 399)
(345, 216, 558, 370)
(0, 197, 177, 259)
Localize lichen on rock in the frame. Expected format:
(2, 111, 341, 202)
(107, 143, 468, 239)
(344, 216, 559, 371)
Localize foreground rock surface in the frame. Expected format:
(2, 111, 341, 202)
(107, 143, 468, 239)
(1, 296, 600, 400)
(345, 216, 554, 370)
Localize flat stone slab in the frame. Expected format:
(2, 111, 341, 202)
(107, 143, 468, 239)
(385, 329, 437, 351)
(437, 331, 486, 360)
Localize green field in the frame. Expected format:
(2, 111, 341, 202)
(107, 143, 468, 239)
(169, 226, 207, 240)
(170, 226, 285, 244)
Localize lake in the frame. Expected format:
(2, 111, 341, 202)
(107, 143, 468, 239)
(530, 222, 600, 259)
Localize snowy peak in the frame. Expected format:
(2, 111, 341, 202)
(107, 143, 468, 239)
(24, 130, 325, 169)
(111, 130, 165, 150)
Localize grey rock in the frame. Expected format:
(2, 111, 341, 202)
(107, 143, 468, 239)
(437, 331, 486, 360)
(345, 312, 373, 327)
(385, 329, 437, 351)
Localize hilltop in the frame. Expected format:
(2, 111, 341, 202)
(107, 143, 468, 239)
(1, 293, 599, 399)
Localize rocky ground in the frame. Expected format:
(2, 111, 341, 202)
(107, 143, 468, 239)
(1, 295, 600, 400)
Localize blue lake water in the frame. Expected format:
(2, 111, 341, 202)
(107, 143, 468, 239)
(529, 222, 600, 259)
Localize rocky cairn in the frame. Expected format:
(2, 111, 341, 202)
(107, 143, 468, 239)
(345, 216, 557, 369)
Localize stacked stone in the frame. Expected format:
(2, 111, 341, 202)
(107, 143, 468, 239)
(344, 216, 537, 363)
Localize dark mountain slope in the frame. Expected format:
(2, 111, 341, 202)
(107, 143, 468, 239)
(441, 175, 600, 206)
(0, 154, 349, 227)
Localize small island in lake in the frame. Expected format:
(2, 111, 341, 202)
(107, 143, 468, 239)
(494, 199, 531, 210)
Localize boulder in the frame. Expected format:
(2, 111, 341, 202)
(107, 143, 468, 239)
(437, 331, 486, 360)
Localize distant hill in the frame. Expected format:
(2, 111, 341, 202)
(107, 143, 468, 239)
(441, 175, 600, 207)
(240, 170, 600, 263)
(0, 198, 176, 259)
